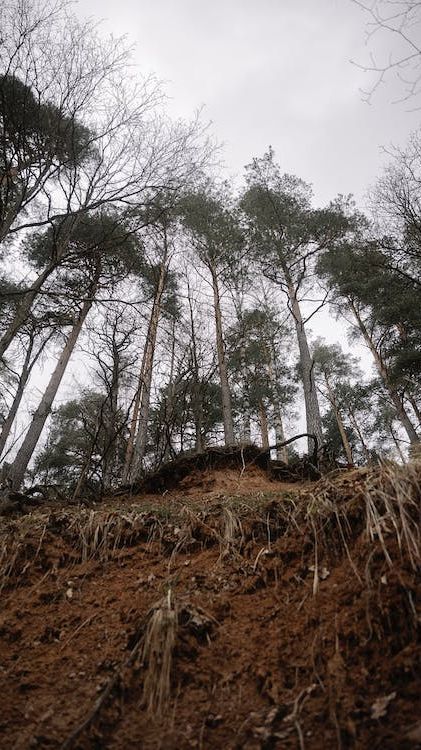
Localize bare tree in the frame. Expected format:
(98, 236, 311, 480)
(0, 0, 213, 363)
(84, 305, 140, 490)
(123, 212, 179, 480)
(351, 0, 421, 105)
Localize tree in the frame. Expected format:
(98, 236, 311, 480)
(241, 148, 350, 452)
(148, 376, 223, 463)
(336, 380, 374, 461)
(85, 305, 140, 490)
(313, 340, 362, 464)
(123, 208, 181, 480)
(322, 407, 359, 464)
(369, 129, 421, 289)
(370, 388, 407, 461)
(8, 213, 141, 489)
(0, 312, 62, 460)
(227, 305, 296, 459)
(33, 390, 124, 491)
(180, 184, 245, 447)
(317, 239, 420, 448)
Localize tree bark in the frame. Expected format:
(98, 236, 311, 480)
(267, 354, 288, 463)
(187, 287, 204, 454)
(0, 334, 49, 459)
(390, 426, 406, 463)
(258, 399, 270, 449)
(0, 264, 56, 361)
(324, 375, 353, 464)
(407, 394, 421, 429)
(285, 272, 323, 453)
(161, 319, 177, 462)
(0, 214, 79, 360)
(102, 345, 120, 490)
(347, 407, 371, 463)
(8, 282, 97, 490)
(349, 300, 420, 446)
(123, 257, 168, 480)
(241, 413, 252, 445)
(210, 265, 235, 446)
(237, 320, 252, 446)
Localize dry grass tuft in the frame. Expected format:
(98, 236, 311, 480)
(140, 588, 178, 715)
(0, 461, 419, 595)
(363, 460, 420, 570)
(0, 539, 22, 592)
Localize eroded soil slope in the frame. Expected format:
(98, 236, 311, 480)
(0, 460, 420, 749)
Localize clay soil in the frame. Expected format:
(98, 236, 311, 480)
(0, 460, 420, 749)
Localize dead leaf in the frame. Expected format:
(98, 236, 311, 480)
(371, 691, 396, 720)
(405, 721, 421, 742)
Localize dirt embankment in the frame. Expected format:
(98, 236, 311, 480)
(0, 459, 420, 749)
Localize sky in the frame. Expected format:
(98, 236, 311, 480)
(78, 0, 419, 206)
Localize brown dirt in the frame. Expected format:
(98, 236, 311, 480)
(0, 460, 420, 749)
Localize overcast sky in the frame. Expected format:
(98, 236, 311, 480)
(79, 0, 419, 206)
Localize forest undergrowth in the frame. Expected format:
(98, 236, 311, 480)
(0, 457, 420, 749)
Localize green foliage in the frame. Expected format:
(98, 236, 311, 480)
(240, 149, 351, 281)
(34, 390, 126, 488)
(147, 377, 223, 458)
(318, 240, 421, 386)
(312, 339, 360, 384)
(227, 306, 296, 415)
(179, 185, 244, 276)
(27, 212, 142, 278)
(0, 74, 92, 168)
(322, 408, 359, 463)
(139, 262, 181, 320)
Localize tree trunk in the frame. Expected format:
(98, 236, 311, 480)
(267, 354, 288, 463)
(186, 281, 204, 454)
(285, 272, 323, 453)
(0, 333, 52, 459)
(0, 214, 79, 360)
(324, 375, 353, 464)
(258, 399, 270, 449)
(347, 407, 371, 463)
(102, 347, 120, 490)
(390, 426, 406, 463)
(237, 320, 251, 446)
(241, 413, 252, 445)
(395, 325, 421, 429)
(407, 394, 421, 429)
(349, 300, 420, 446)
(124, 258, 168, 480)
(162, 320, 177, 462)
(0, 264, 56, 361)
(210, 266, 235, 446)
(0, 342, 33, 459)
(131, 331, 157, 474)
(8, 287, 97, 490)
